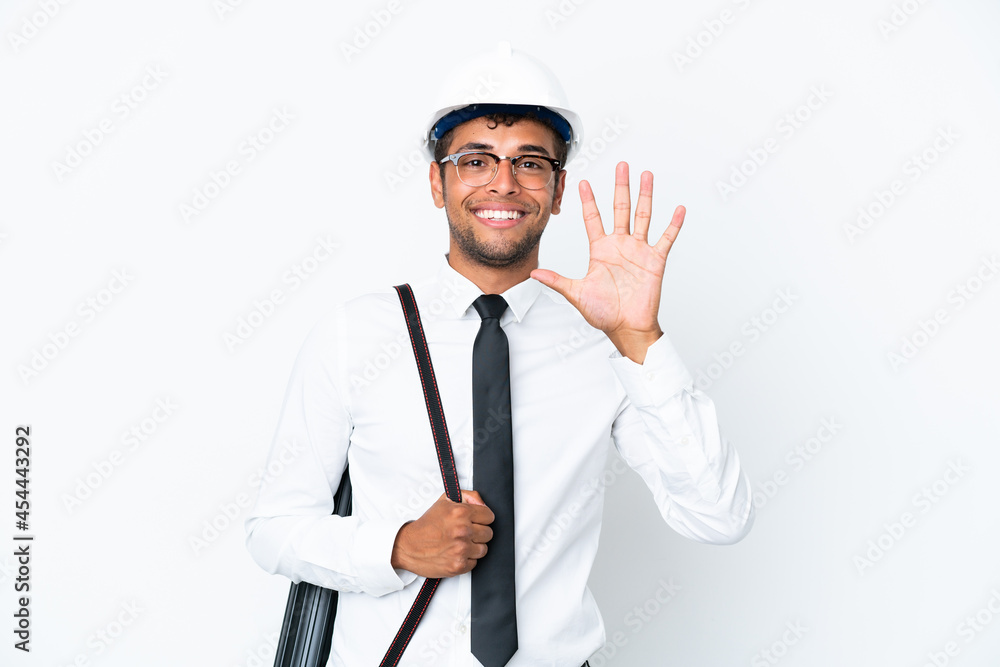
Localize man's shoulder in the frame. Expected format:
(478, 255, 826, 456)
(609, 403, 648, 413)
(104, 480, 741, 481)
(342, 286, 402, 314)
(316, 287, 408, 339)
(315, 273, 448, 334)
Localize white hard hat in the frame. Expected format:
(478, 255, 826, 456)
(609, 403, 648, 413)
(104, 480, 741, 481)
(423, 41, 583, 164)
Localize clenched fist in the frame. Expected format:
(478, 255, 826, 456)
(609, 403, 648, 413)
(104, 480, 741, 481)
(390, 490, 495, 578)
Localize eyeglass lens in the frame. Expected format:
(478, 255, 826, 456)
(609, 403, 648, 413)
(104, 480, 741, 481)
(455, 153, 554, 190)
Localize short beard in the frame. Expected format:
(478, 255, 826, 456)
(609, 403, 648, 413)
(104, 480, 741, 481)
(446, 212, 547, 268)
(442, 176, 552, 268)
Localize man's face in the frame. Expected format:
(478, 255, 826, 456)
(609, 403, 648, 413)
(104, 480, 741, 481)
(430, 116, 566, 269)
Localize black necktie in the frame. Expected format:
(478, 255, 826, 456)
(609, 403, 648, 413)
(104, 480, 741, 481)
(471, 294, 517, 667)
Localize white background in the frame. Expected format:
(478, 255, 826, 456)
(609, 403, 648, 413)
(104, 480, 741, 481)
(3, 0, 1000, 665)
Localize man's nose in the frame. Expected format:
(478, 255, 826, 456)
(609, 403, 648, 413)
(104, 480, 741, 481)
(488, 158, 520, 194)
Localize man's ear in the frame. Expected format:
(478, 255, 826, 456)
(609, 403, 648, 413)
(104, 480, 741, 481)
(550, 169, 567, 215)
(429, 162, 445, 209)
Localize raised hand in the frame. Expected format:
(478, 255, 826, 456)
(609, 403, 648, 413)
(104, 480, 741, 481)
(530, 162, 686, 363)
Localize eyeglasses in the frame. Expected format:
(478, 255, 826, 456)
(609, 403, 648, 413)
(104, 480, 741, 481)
(439, 151, 561, 190)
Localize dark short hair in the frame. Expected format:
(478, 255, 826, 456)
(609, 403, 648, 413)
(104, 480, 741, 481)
(433, 112, 569, 171)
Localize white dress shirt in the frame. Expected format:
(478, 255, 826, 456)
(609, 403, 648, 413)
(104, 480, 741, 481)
(245, 254, 754, 667)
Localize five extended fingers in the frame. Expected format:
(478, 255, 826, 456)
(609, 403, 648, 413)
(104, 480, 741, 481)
(579, 162, 680, 251)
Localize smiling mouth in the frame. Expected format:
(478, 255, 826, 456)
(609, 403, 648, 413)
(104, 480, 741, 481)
(473, 209, 526, 221)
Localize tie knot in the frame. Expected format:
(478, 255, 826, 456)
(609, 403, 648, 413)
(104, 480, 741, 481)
(473, 294, 508, 321)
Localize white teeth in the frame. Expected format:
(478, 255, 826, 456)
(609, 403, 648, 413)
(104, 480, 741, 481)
(475, 209, 524, 220)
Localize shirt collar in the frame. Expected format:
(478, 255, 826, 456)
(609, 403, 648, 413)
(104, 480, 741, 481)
(435, 254, 543, 324)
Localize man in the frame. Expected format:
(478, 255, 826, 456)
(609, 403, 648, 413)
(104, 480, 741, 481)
(246, 42, 753, 666)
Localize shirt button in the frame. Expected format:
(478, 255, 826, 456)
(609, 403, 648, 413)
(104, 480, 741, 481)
(680, 436, 691, 446)
(645, 371, 655, 381)
(458, 624, 467, 634)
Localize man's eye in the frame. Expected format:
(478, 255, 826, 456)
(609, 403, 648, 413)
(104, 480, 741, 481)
(460, 156, 490, 169)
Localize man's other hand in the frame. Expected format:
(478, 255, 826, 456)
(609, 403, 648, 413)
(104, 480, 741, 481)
(390, 490, 495, 578)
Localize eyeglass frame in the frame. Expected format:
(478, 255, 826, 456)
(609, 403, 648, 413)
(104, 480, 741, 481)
(438, 151, 563, 190)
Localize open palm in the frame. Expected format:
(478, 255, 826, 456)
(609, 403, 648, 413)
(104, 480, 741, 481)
(531, 162, 685, 343)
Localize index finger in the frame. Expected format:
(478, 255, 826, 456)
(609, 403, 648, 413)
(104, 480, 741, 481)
(468, 504, 495, 526)
(578, 180, 606, 243)
(653, 205, 686, 257)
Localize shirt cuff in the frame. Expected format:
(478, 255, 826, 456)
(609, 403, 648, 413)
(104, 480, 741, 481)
(352, 518, 418, 596)
(608, 333, 694, 407)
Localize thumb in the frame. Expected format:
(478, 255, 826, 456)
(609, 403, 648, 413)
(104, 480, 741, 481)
(460, 489, 486, 506)
(530, 268, 574, 301)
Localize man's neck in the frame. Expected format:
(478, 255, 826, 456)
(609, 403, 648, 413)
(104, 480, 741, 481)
(446, 250, 537, 296)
